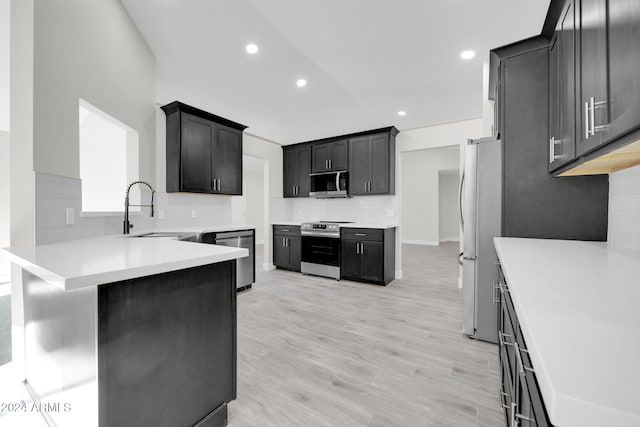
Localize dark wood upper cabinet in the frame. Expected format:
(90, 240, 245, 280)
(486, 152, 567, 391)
(575, 0, 610, 157)
(283, 145, 311, 198)
(607, 0, 640, 142)
(311, 139, 348, 173)
(285, 127, 398, 198)
(349, 130, 397, 196)
(549, 0, 577, 172)
(161, 101, 247, 195)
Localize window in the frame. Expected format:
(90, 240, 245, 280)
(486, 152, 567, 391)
(79, 99, 139, 213)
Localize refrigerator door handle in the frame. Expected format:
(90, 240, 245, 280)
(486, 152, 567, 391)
(458, 171, 465, 229)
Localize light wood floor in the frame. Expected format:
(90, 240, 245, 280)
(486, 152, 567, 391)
(230, 243, 502, 426)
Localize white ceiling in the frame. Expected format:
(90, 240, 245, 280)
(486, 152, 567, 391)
(123, 0, 550, 145)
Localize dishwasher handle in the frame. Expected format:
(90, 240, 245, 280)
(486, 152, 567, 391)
(214, 230, 254, 239)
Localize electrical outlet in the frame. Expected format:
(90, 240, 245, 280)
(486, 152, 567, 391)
(66, 208, 75, 225)
(158, 209, 165, 219)
(191, 209, 197, 218)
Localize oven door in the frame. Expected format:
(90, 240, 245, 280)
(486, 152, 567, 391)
(301, 236, 341, 267)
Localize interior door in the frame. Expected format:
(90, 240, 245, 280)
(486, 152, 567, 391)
(180, 113, 213, 193)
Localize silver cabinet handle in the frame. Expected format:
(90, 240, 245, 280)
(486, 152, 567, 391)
(325, 159, 329, 170)
(364, 181, 368, 192)
(329, 159, 332, 169)
(590, 96, 596, 136)
(355, 233, 366, 236)
(493, 280, 501, 304)
(549, 138, 554, 164)
(585, 101, 590, 139)
(499, 332, 514, 347)
(282, 237, 285, 247)
(287, 237, 289, 247)
(281, 229, 290, 232)
(515, 413, 532, 422)
(499, 387, 510, 410)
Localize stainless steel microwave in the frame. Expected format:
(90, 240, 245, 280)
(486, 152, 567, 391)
(309, 170, 349, 198)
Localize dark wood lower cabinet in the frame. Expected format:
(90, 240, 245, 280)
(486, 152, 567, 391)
(340, 228, 395, 285)
(273, 225, 301, 272)
(497, 263, 553, 427)
(98, 262, 236, 427)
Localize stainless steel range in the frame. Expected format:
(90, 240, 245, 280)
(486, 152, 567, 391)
(300, 221, 352, 280)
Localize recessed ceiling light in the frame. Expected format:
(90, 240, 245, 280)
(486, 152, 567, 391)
(398, 111, 407, 116)
(296, 79, 307, 88)
(460, 50, 476, 60)
(246, 43, 258, 54)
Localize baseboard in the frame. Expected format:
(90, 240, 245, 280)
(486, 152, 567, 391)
(439, 237, 460, 243)
(262, 263, 276, 271)
(395, 270, 403, 279)
(401, 239, 439, 246)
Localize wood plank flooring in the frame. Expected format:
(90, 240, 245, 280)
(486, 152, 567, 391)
(229, 243, 502, 426)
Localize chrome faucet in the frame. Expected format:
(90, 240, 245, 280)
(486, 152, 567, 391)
(123, 180, 155, 234)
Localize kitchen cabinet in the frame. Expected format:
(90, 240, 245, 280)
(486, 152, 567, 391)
(490, 37, 608, 241)
(273, 225, 301, 271)
(544, 0, 640, 175)
(548, 0, 576, 171)
(162, 101, 247, 195)
(575, 0, 610, 156)
(340, 227, 395, 285)
(497, 263, 552, 427)
(283, 145, 311, 197)
(349, 130, 397, 196)
(311, 139, 348, 173)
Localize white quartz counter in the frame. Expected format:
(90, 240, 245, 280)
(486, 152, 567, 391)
(133, 224, 255, 234)
(494, 237, 640, 427)
(2, 234, 248, 292)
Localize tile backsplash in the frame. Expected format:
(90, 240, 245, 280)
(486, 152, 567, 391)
(35, 173, 234, 245)
(608, 164, 640, 251)
(271, 195, 398, 225)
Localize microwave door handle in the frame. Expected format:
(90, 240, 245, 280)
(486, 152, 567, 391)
(336, 172, 341, 192)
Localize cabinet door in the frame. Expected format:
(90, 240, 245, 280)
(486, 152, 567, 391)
(311, 144, 330, 173)
(349, 136, 370, 195)
(340, 240, 361, 279)
(180, 113, 213, 193)
(369, 134, 390, 194)
(287, 236, 301, 271)
(329, 140, 348, 171)
(608, 0, 640, 140)
(576, 0, 610, 156)
(273, 235, 288, 268)
(559, 0, 576, 164)
(283, 148, 298, 197)
(212, 125, 242, 195)
(548, 34, 561, 170)
(360, 242, 384, 282)
(297, 147, 311, 197)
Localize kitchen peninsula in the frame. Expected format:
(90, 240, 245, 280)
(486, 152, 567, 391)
(2, 235, 248, 427)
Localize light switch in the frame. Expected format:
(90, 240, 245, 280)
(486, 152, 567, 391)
(158, 209, 165, 219)
(66, 208, 75, 225)
(191, 209, 197, 218)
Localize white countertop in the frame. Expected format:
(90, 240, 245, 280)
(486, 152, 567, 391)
(2, 234, 248, 292)
(272, 221, 397, 229)
(494, 237, 640, 427)
(134, 225, 255, 234)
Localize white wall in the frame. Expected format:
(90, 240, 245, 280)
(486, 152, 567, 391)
(400, 146, 460, 245)
(0, 131, 9, 282)
(33, 0, 156, 182)
(244, 171, 265, 244)
(0, 0, 8, 132)
(608, 164, 640, 251)
(439, 171, 460, 242)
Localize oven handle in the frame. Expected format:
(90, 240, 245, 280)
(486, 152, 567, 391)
(301, 231, 341, 238)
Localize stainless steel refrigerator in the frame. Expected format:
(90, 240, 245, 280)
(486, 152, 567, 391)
(460, 136, 502, 344)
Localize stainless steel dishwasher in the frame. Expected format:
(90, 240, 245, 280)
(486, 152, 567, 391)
(212, 230, 255, 291)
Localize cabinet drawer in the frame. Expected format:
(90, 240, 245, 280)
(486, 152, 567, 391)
(273, 225, 301, 236)
(341, 228, 383, 242)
